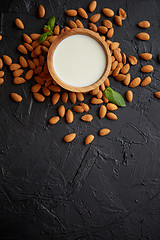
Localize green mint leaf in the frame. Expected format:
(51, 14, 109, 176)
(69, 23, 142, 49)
(47, 16, 55, 31)
(104, 87, 126, 107)
(38, 32, 52, 43)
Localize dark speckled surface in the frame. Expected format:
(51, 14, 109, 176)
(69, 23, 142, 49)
(0, 0, 160, 239)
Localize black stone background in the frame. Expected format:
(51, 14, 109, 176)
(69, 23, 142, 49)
(0, 0, 160, 239)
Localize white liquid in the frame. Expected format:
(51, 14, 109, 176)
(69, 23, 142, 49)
(53, 35, 106, 87)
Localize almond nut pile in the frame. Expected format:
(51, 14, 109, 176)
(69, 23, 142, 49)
(0, 1, 159, 145)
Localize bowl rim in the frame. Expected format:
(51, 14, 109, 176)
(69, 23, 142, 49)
(47, 28, 112, 93)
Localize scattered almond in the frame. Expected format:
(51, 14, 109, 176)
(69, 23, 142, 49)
(76, 92, 84, 101)
(24, 43, 33, 52)
(88, 23, 97, 32)
(54, 25, 60, 35)
(30, 33, 41, 40)
(69, 92, 77, 104)
(15, 18, 24, 29)
(123, 73, 131, 86)
(89, 13, 101, 23)
(99, 105, 107, 119)
(99, 128, 110, 136)
(138, 21, 150, 28)
(9, 63, 21, 71)
(17, 44, 28, 54)
(23, 33, 32, 44)
(141, 65, 153, 73)
(121, 63, 130, 74)
(0, 78, 4, 85)
(141, 76, 151, 86)
(129, 77, 141, 88)
(104, 78, 110, 87)
(2, 55, 12, 66)
(114, 15, 122, 26)
(89, 1, 97, 12)
(66, 109, 74, 123)
(61, 92, 68, 103)
(68, 20, 77, 28)
(42, 86, 50, 96)
(118, 8, 127, 20)
(52, 93, 60, 105)
(13, 69, 24, 77)
(64, 133, 76, 143)
(116, 74, 126, 81)
(73, 105, 84, 113)
(154, 92, 160, 99)
(98, 26, 108, 34)
(13, 77, 26, 84)
(76, 19, 84, 28)
(80, 102, 89, 112)
(49, 116, 60, 125)
(90, 97, 103, 104)
(0, 35, 2, 41)
(78, 8, 88, 19)
(81, 114, 93, 122)
(25, 69, 33, 80)
(0, 71, 4, 77)
(48, 85, 61, 92)
(31, 83, 41, 93)
(103, 20, 112, 28)
(114, 49, 122, 62)
(90, 87, 99, 95)
(136, 32, 150, 41)
(33, 92, 45, 102)
(107, 103, 118, 111)
(106, 112, 118, 120)
(65, 9, 77, 17)
(110, 42, 119, 50)
(85, 135, 94, 145)
(122, 53, 126, 64)
(11, 93, 22, 102)
(139, 53, 152, 60)
(126, 90, 133, 102)
(0, 58, 3, 69)
(102, 8, 114, 17)
(128, 55, 137, 65)
(107, 27, 114, 38)
(38, 5, 45, 18)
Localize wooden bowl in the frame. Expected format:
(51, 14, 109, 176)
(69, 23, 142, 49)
(47, 28, 112, 93)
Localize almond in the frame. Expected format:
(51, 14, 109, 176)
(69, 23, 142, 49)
(66, 109, 74, 123)
(61, 92, 68, 103)
(103, 20, 112, 28)
(64, 26, 71, 31)
(2, 55, 12, 66)
(23, 43, 33, 52)
(136, 32, 150, 41)
(100, 83, 105, 91)
(89, 13, 101, 23)
(121, 63, 130, 74)
(30, 33, 41, 40)
(9, 63, 21, 71)
(13, 69, 24, 77)
(98, 26, 108, 34)
(48, 85, 61, 92)
(54, 25, 60, 35)
(107, 27, 114, 38)
(104, 78, 110, 87)
(106, 40, 113, 47)
(90, 97, 103, 104)
(112, 66, 121, 77)
(33, 58, 40, 67)
(129, 77, 141, 88)
(80, 102, 89, 112)
(11, 93, 22, 102)
(81, 114, 93, 122)
(49, 116, 60, 125)
(34, 45, 42, 56)
(96, 90, 103, 99)
(78, 8, 88, 19)
(89, 1, 97, 12)
(114, 49, 122, 62)
(52, 93, 60, 105)
(0, 58, 3, 69)
(106, 112, 117, 120)
(13, 77, 26, 84)
(0, 78, 4, 85)
(42, 86, 50, 96)
(23, 33, 32, 44)
(0, 71, 4, 77)
(25, 69, 33, 80)
(99, 128, 110, 136)
(76, 92, 84, 101)
(0, 35, 2, 41)
(141, 76, 151, 86)
(31, 50, 37, 58)
(32, 40, 39, 48)
(38, 5, 45, 18)
(126, 90, 133, 102)
(90, 86, 99, 95)
(73, 105, 84, 113)
(99, 105, 107, 119)
(116, 74, 126, 81)
(17, 44, 28, 54)
(31, 83, 41, 93)
(118, 8, 127, 20)
(114, 15, 122, 26)
(128, 55, 137, 65)
(107, 103, 118, 111)
(85, 135, 94, 145)
(27, 59, 36, 70)
(102, 8, 114, 17)
(154, 92, 160, 99)
(68, 20, 77, 28)
(64, 133, 76, 143)
(110, 42, 119, 50)
(122, 53, 126, 64)
(41, 41, 50, 47)
(102, 93, 109, 103)
(117, 62, 123, 69)
(47, 36, 57, 43)
(139, 53, 152, 60)
(15, 18, 24, 29)
(58, 105, 65, 117)
(141, 65, 153, 73)
(34, 76, 45, 85)
(39, 55, 45, 66)
(76, 19, 84, 28)
(123, 73, 131, 86)
(65, 9, 77, 17)
(69, 92, 77, 104)
(33, 92, 45, 102)
(138, 21, 150, 28)
(34, 66, 42, 75)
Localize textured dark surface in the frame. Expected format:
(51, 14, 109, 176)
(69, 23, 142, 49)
(0, 0, 160, 239)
